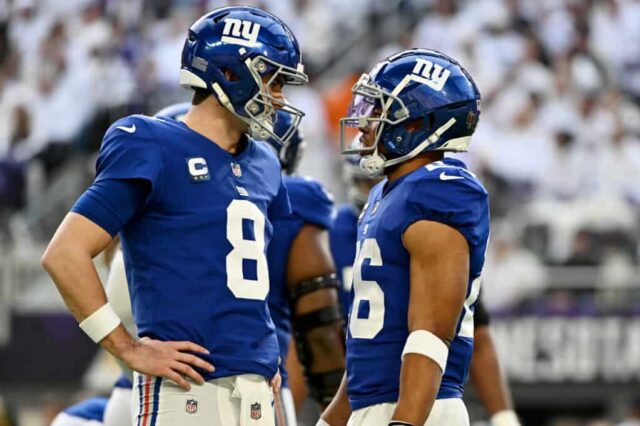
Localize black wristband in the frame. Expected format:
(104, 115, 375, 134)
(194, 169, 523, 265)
(388, 422, 414, 426)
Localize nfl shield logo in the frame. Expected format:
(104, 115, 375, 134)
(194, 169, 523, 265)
(250, 402, 261, 420)
(185, 399, 198, 414)
(231, 162, 242, 177)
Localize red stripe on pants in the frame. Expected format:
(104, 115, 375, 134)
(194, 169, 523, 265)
(142, 377, 153, 426)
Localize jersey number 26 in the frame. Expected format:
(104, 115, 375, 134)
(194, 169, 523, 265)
(349, 238, 481, 340)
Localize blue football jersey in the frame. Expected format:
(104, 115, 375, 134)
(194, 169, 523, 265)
(266, 175, 333, 386)
(94, 115, 291, 380)
(346, 158, 490, 410)
(329, 204, 359, 319)
(63, 396, 108, 422)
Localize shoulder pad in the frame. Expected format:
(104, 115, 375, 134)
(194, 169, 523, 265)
(402, 165, 489, 246)
(104, 114, 162, 141)
(284, 176, 334, 229)
(96, 115, 164, 183)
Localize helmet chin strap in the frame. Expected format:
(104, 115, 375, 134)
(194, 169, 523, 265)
(358, 118, 456, 177)
(211, 82, 274, 141)
(359, 151, 386, 177)
(249, 120, 273, 140)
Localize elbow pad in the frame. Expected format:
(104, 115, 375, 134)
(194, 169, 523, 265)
(290, 273, 346, 405)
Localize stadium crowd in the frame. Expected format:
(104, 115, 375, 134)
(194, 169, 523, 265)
(0, 0, 639, 424)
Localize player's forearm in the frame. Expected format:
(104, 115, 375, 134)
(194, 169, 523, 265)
(392, 354, 442, 425)
(42, 242, 110, 321)
(470, 326, 514, 415)
(294, 287, 346, 406)
(42, 225, 141, 355)
(319, 372, 351, 426)
(43, 246, 138, 359)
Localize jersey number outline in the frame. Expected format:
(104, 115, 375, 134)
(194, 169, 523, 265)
(226, 199, 269, 300)
(349, 238, 482, 340)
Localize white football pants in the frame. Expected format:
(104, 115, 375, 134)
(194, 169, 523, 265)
(50, 413, 101, 426)
(347, 398, 469, 426)
(278, 387, 297, 426)
(132, 372, 275, 426)
(103, 386, 133, 426)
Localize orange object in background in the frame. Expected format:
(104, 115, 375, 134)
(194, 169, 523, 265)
(323, 72, 361, 148)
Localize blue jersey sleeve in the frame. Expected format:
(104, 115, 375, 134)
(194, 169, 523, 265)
(71, 179, 150, 237)
(402, 176, 489, 246)
(267, 177, 292, 221)
(95, 116, 163, 188)
(286, 176, 334, 229)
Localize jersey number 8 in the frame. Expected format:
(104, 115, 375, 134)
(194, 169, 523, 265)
(226, 199, 269, 300)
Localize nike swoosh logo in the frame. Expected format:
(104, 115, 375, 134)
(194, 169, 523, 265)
(116, 124, 136, 133)
(440, 172, 463, 181)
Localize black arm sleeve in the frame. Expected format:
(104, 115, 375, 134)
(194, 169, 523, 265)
(474, 296, 490, 328)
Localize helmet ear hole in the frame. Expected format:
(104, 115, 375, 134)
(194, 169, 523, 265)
(403, 117, 424, 133)
(222, 68, 240, 82)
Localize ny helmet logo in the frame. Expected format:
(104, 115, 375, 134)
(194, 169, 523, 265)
(222, 18, 261, 47)
(411, 59, 451, 92)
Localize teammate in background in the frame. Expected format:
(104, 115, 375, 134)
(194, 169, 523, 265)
(265, 111, 346, 424)
(331, 159, 521, 426)
(320, 49, 489, 426)
(102, 244, 135, 426)
(470, 299, 521, 426)
(50, 397, 108, 426)
(42, 6, 308, 425)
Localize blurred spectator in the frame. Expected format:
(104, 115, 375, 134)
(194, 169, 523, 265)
(481, 222, 546, 313)
(0, 0, 636, 298)
(536, 129, 589, 200)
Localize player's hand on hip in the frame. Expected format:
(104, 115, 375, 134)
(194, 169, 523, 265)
(122, 337, 214, 391)
(270, 370, 282, 394)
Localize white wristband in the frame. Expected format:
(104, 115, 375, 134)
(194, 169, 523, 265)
(491, 410, 520, 426)
(401, 330, 449, 372)
(79, 303, 121, 343)
(316, 419, 331, 426)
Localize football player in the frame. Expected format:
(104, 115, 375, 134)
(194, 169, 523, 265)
(264, 111, 346, 424)
(319, 49, 489, 426)
(98, 103, 345, 426)
(42, 6, 308, 425)
(331, 160, 521, 426)
(50, 397, 108, 426)
(469, 299, 521, 426)
(102, 245, 135, 426)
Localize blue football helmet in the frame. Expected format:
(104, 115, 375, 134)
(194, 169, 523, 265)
(154, 102, 190, 121)
(340, 49, 481, 177)
(180, 6, 308, 143)
(264, 109, 306, 175)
